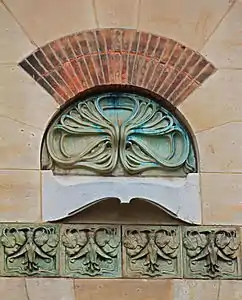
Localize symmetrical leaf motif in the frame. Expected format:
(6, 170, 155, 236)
(61, 227, 120, 277)
(0, 226, 59, 276)
(43, 93, 196, 175)
(123, 227, 180, 277)
(183, 229, 240, 279)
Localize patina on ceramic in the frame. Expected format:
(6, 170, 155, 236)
(42, 92, 196, 177)
(183, 227, 241, 279)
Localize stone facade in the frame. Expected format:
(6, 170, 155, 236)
(1, 0, 242, 299)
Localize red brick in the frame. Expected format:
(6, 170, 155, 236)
(146, 34, 159, 57)
(138, 32, 149, 55)
(85, 31, 99, 54)
(111, 29, 122, 52)
(19, 28, 216, 106)
(75, 32, 89, 55)
(108, 53, 121, 84)
(122, 29, 136, 52)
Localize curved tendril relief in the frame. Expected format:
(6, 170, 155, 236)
(42, 93, 196, 176)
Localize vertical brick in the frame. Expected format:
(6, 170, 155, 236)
(121, 52, 129, 84)
(108, 53, 121, 84)
(122, 29, 135, 52)
(96, 30, 107, 53)
(85, 56, 99, 86)
(138, 32, 149, 55)
(100, 53, 110, 84)
(154, 37, 168, 61)
(76, 32, 89, 55)
(137, 57, 151, 87)
(147, 34, 159, 57)
(111, 29, 122, 52)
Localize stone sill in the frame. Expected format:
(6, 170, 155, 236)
(42, 171, 201, 224)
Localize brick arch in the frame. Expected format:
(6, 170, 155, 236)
(19, 28, 216, 106)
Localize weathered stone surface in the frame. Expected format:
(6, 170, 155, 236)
(42, 171, 201, 223)
(4, 0, 96, 45)
(178, 70, 242, 133)
(123, 225, 182, 278)
(183, 227, 241, 279)
(0, 224, 60, 277)
(95, 0, 139, 28)
(196, 123, 242, 173)
(138, 0, 233, 49)
(0, 117, 42, 169)
(60, 224, 121, 278)
(201, 173, 242, 225)
(0, 64, 58, 130)
(219, 281, 242, 300)
(0, 2, 34, 63)
(26, 278, 75, 300)
(0, 277, 28, 300)
(74, 278, 173, 300)
(0, 170, 41, 222)
(202, 1, 242, 68)
(173, 279, 220, 300)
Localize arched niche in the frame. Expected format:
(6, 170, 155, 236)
(41, 87, 201, 223)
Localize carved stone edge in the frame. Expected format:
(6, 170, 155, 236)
(41, 171, 201, 224)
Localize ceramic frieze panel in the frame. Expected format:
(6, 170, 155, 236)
(0, 224, 60, 277)
(60, 224, 121, 278)
(122, 225, 182, 278)
(183, 227, 241, 279)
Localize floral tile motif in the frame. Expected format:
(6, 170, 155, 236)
(183, 227, 241, 279)
(60, 224, 121, 278)
(0, 224, 60, 277)
(122, 225, 182, 278)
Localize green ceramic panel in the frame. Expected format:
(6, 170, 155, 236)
(60, 224, 121, 278)
(122, 225, 182, 278)
(0, 224, 60, 277)
(182, 226, 241, 279)
(42, 92, 196, 177)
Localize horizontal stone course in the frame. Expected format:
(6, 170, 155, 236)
(0, 223, 240, 280)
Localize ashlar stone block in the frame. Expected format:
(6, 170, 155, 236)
(122, 225, 182, 278)
(0, 224, 60, 277)
(183, 227, 241, 279)
(60, 224, 121, 278)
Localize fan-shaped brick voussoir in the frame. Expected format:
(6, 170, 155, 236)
(19, 29, 216, 105)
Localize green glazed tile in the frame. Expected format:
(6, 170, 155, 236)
(182, 226, 241, 279)
(122, 225, 182, 278)
(60, 224, 121, 278)
(0, 223, 60, 277)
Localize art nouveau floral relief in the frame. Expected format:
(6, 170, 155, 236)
(183, 227, 241, 279)
(122, 226, 182, 278)
(0, 224, 60, 276)
(42, 92, 196, 177)
(60, 225, 121, 278)
(0, 224, 240, 279)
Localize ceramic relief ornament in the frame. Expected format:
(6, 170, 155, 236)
(183, 227, 241, 279)
(0, 224, 60, 277)
(60, 225, 121, 278)
(42, 92, 196, 177)
(123, 226, 182, 278)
